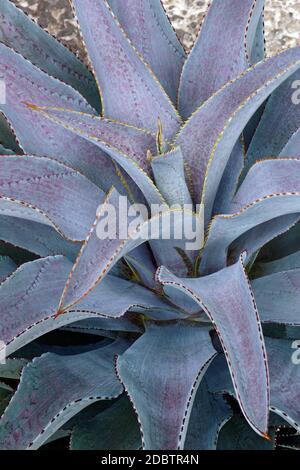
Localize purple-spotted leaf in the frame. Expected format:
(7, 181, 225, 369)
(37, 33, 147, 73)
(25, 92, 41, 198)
(201, 159, 300, 274)
(213, 137, 245, 214)
(0, 340, 128, 449)
(0, 155, 103, 241)
(157, 254, 270, 438)
(179, 0, 265, 118)
(0, 216, 79, 260)
(0, 43, 117, 190)
(116, 322, 216, 450)
(71, 0, 181, 139)
(0, 255, 180, 356)
(124, 245, 157, 290)
(107, 0, 185, 104)
(32, 106, 165, 206)
(58, 188, 199, 311)
(151, 147, 193, 207)
(0, 0, 100, 111)
(30, 107, 157, 172)
(176, 46, 300, 217)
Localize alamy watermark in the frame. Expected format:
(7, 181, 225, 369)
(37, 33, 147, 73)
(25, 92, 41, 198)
(95, 197, 204, 251)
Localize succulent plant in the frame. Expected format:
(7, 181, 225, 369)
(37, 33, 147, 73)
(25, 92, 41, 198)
(0, 0, 300, 451)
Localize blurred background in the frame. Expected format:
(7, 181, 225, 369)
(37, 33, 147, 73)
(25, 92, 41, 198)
(12, 0, 300, 60)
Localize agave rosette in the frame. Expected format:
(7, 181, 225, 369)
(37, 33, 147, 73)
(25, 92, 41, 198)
(0, 0, 299, 450)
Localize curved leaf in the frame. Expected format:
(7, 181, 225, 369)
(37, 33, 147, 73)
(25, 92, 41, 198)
(0, 216, 79, 260)
(107, 0, 185, 103)
(176, 46, 300, 217)
(71, 396, 141, 450)
(0, 155, 103, 241)
(157, 254, 270, 438)
(59, 188, 199, 312)
(213, 137, 245, 214)
(32, 106, 165, 206)
(71, 0, 181, 139)
(0, 0, 100, 111)
(179, 0, 265, 118)
(201, 159, 300, 274)
(252, 268, 300, 325)
(116, 322, 216, 450)
(151, 147, 193, 207)
(0, 340, 127, 449)
(0, 43, 117, 190)
(0, 254, 180, 356)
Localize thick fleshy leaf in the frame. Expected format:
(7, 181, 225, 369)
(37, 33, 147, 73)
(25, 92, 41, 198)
(0, 43, 117, 190)
(124, 245, 157, 290)
(0, 216, 79, 260)
(68, 271, 182, 321)
(71, 396, 141, 450)
(0, 0, 100, 111)
(31, 107, 157, 171)
(217, 415, 275, 450)
(157, 254, 270, 437)
(176, 46, 300, 217)
(71, 0, 181, 139)
(179, 0, 265, 118)
(267, 338, 300, 432)
(107, 0, 185, 103)
(201, 159, 300, 274)
(246, 69, 300, 170)
(151, 147, 193, 207)
(227, 214, 300, 271)
(33, 106, 165, 206)
(0, 155, 103, 241)
(0, 340, 127, 449)
(0, 256, 16, 282)
(213, 137, 245, 214)
(252, 268, 300, 325)
(59, 188, 199, 311)
(0, 255, 179, 356)
(185, 380, 232, 450)
(117, 322, 216, 450)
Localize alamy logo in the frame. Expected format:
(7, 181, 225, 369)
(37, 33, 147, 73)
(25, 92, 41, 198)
(95, 197, 204, 251)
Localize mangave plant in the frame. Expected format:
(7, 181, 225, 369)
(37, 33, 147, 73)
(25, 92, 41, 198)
(0, 0, 300, 451)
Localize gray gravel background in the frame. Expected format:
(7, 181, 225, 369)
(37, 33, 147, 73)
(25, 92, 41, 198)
(12, 0, 300, 60)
